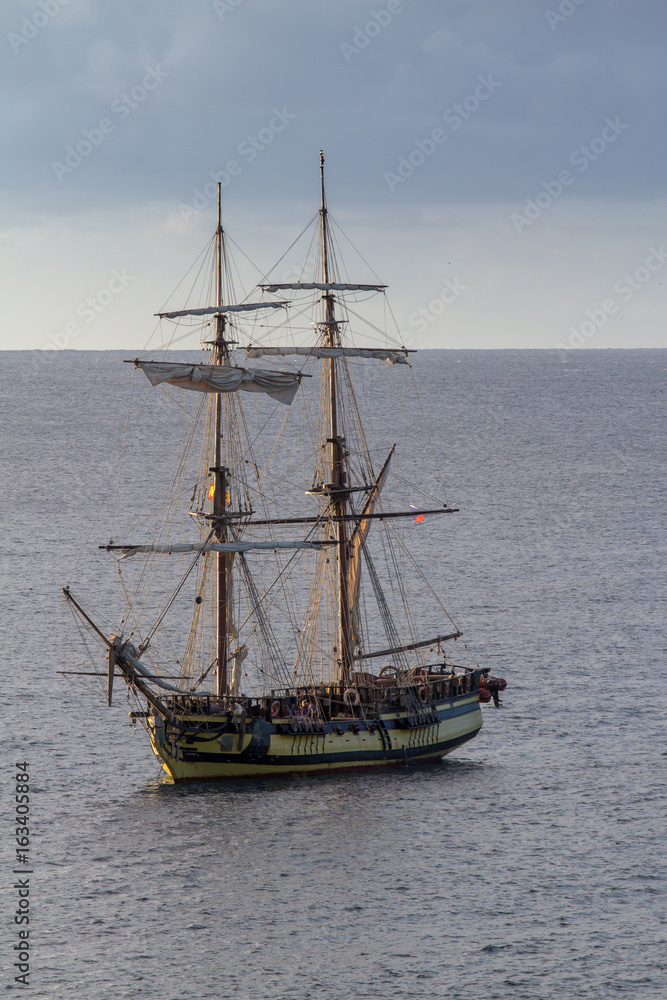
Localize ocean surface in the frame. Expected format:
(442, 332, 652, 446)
(1, 348, 665, 999)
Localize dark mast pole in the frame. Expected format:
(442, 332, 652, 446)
(213, 182, 229, 700)
(319, 151, 352, 687)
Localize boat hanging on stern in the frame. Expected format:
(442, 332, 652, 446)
(63, 152, 505, 782)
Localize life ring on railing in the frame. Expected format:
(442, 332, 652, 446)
(343, 688, 361, 707)
(271, 700, 281, 718)
(419, 685, 429, 702)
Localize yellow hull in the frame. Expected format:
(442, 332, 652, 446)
(148, 695, 483, 783)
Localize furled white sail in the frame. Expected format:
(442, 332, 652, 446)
(117, 641, 217, 696)
(244, 346, 410, 365)
(157, 302, 287, 318)
(134, 361, 301, 405)
(229, 644, 248, 697)
(260, 282, 385, 292)
(116, 540, 336, 559)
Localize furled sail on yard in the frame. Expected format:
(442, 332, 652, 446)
(109, 540, 336, 558)
(259, 282, 386, 292)
(133, 360, 302, 404)
(244, 346, 410, 364)
(157, 302, 287, 318)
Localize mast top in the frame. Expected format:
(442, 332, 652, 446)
(215, 182, 225, 355)
(319, 150, 326, 216)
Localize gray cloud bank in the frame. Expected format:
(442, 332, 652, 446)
(2, 0, 666, 223)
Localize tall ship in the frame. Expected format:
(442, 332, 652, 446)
(64, 153, 505, 782)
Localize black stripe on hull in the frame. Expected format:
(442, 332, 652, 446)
(175, 727, 480, 771)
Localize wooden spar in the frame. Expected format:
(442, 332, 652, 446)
(320, 151, 353, 687)
(58, 671, 184, 677)
(107, 646, 116, 706)
(354, 631, 462, 660)
(245, 507, 458, 526)
(61, 587, 178, 723)
(62, 587, 113, 648)
(213, 181, 229, 701)
(115, 662, 181, 726)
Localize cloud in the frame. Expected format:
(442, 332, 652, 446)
(2, 0, 666, 350)
(2, 0, 666, 219)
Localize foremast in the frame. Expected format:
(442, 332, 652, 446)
(319, 152, 354, 687)
(212, 183, 230, 700)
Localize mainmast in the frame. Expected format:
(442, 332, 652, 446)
(319, 152, 353, 686)
(212, 182, 230, 700)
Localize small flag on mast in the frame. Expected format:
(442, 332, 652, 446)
(410, 504, 424, 523)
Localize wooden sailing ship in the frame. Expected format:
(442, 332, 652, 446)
(64, 153, 504, 781)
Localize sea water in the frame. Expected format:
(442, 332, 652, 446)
(0, 349, 664, 999)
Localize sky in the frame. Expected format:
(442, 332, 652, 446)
(2, 0, 667, 352)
